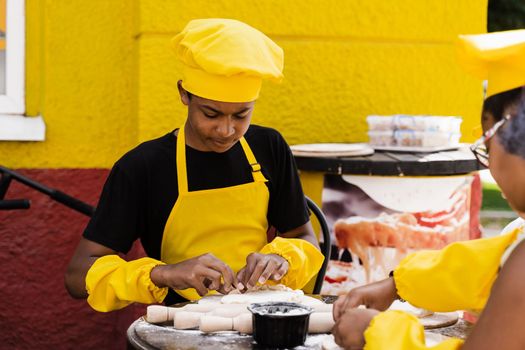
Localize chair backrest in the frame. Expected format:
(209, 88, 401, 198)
(305, 196, 331, 294)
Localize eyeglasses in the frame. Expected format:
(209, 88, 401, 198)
(470, 114, 511, 168)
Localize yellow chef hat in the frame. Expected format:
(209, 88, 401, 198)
(172, 18, 284, 102)
(457, 29, 525, 98)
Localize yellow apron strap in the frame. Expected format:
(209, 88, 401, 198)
(239, 137, 267, 183)
(177, 126, 266, 190)
(176, 125, 189, 194)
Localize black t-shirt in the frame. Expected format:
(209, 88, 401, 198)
(84, 124, 309, 262)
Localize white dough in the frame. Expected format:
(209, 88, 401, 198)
(173, 311, 202, 330)
(233, 313, 253, 334)
(209, 304, 250, 317)
(146, 305, 176, 323)
(308, 313, 335, 333)
(321, 335, 343, 350)
(220, 289, 305, 304)
(199, 316, 233, 332)
(310, 303, 334, 313)
(389, 300, 434, 318)
(300, 295, 324, 306)
(183, 303, 220, 313)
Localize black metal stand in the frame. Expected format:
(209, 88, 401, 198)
(0, 165, 94, 216)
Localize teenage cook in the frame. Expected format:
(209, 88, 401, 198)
(65, 18, 324, 311)
(332, 29, 525, 350)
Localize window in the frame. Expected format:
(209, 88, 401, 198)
(0, 0, 45, 141)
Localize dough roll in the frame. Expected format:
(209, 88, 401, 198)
(199, 316, 234, 332)
(173, 311, 202, 330)
(308, 312, 335, 333)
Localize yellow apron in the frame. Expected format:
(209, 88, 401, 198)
(161, 124, 270, 300)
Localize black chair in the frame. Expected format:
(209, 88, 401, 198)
(305, 196, 331, 294)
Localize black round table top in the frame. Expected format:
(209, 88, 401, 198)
(294, 146, 483, 176)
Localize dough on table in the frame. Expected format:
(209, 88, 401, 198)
(200, 284, 323, 305)
(389, 300, 434, 318)
(388, 300, 459, 329)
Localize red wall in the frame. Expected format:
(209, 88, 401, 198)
(0, 169, 145, 349)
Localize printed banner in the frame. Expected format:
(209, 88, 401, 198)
(320, 174, 479, 295)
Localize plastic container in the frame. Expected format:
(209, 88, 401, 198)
(394, 130, 461, 147)
(367, 131, 394, 146)
(367, 115, 462, 133)
(366, 115, 394, 131)
(248, 302, 313, 348)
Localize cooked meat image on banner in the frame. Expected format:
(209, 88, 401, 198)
(320, 174, 479, 296)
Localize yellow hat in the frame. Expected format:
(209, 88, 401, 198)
(172, 18, 284, 102)
(457, 29, 525, 98)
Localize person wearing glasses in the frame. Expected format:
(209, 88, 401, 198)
(332, 29, 525, 349)
(65, 19, 323, 311)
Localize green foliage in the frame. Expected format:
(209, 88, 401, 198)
(488, 0, 525, 31)
(482, 183, 513, 211)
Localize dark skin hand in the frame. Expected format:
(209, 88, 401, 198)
(332, 308, 379, 350)
(150, 253, 236, 296)
(237, 221, 319, 291)
(333, 277, 398, 321)
(236, 253, 289, 290)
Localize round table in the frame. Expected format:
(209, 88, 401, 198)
(294, 146, 482, 176)
(127, 316, 472, 350)
(127, 295, 472, 350)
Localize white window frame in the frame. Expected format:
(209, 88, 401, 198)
(0, 0, 45, 141)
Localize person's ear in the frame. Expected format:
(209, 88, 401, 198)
(177, 80, 190, 106)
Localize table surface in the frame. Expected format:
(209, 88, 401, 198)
(294, 146, 483, 176)
(127, 318, 472, 350)
(128, 295, 473, 350)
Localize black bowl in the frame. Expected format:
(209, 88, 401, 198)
(247, 302, 313, 348)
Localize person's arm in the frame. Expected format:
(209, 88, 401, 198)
(461, 239, 525, 350)
(279, 221, 320, 248)
(66, 238, 238, 312)
(394, 229, 520, 312)
(334, 229, 521, 319)
(65, 237, 169, 312)
(65, 238, 117, 298)
(335, 236, 525, 350)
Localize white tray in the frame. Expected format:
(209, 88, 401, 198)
(290, 143, 375, 157)
(371, 145, 460, 153)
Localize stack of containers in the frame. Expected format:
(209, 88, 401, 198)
(367, 115, 462, 148)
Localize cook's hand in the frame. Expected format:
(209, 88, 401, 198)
(236, 253, 289, 291)
(333, 277, 397, 321)
(332, 308, 379, 350)
(150, 253, 236, 296)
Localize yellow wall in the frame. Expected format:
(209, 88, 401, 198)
(1, 0, 487, 168)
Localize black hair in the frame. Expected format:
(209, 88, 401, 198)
(483, 87, 523, 122)
(498, 95, 525, 158)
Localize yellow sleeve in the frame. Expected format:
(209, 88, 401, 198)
(86, 255, 169, 312)
(364, 310, 463, 350)
(259, 237, 324, 289)
(395, 231, 519, 312)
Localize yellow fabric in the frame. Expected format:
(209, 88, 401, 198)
(172, 18, 284, 102)
(259, 237, 324, 289)
(364, 311, 463, 350)
(395, 230, 520, 312)
(85, 255, 168, 312)
(161, 124, 270, 300)
(457, 29, 525, 97)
